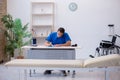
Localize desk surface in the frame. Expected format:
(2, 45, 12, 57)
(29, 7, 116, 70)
(22, 46, 80, 49)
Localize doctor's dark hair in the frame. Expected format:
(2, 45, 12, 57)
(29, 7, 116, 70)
(57, 27, 65, 33)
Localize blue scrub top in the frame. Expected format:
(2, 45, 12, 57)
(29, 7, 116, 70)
(46, 32, 71, 45)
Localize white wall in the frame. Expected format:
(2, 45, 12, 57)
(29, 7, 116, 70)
(7, 0, 120, 59)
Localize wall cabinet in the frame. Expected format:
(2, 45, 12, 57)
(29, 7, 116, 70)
(31, 2, 54, 45)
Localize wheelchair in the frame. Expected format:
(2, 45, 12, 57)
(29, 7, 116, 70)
(90, 35, 120, 58)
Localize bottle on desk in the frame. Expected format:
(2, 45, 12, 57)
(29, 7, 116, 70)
(31, 29, 37, 46)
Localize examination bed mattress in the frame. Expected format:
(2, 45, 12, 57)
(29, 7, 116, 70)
(5, 54, 120, 68)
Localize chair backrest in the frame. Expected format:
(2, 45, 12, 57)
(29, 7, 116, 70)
(112, 36, 117, 44)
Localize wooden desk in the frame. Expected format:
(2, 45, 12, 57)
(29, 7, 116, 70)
(22, 46, 80, 60)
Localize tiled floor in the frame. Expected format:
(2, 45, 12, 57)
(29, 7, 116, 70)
(0, 64, 120, 80)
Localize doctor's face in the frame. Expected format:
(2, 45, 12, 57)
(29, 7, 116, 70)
(57, 31, 63, 38)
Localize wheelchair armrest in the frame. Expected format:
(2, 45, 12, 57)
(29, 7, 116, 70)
(101, 42, 113, 45)
(102, 40, 111, 43)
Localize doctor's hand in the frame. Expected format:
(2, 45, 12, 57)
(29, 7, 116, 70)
(54, 44, 62, 47)
(45, 41, 53, 47)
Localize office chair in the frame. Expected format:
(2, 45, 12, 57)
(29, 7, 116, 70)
(90, 35, 120, 58)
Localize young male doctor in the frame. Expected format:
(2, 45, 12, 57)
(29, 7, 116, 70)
(44, 27, 71, 76)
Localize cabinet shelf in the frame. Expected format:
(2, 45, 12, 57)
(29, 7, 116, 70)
(32, 25, 53, 27)
(36, 36, 47, 38)
(32, 2, 54, 4)
(32, 13, 53, 16)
